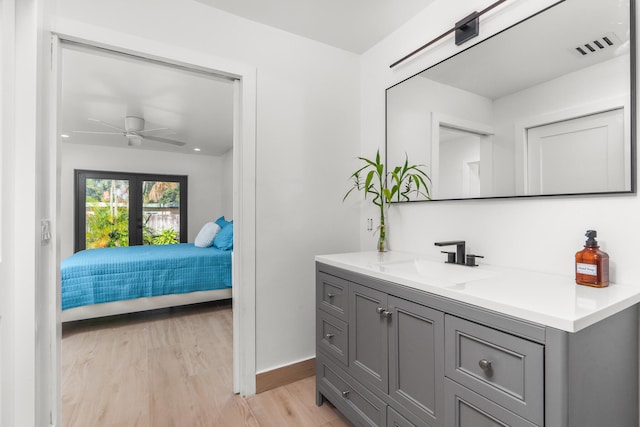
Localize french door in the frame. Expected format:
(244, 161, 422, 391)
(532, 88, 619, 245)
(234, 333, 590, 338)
(74, 170, 188, 252)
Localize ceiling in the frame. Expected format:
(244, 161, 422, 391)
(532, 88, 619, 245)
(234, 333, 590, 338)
(61, 1, 436, 156)
(60, 43, 235, 157)
(194, 0, 436, 54)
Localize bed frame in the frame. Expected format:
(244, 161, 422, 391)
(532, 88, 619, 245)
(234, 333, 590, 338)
(61, 288, 232, 322)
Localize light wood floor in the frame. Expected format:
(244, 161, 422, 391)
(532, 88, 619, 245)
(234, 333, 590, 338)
(61, 300, 351, 427)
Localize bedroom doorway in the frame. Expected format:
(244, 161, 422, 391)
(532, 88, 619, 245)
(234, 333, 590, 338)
(52, 34, 257, 424)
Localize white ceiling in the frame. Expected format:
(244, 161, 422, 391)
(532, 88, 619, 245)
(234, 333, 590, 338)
(194, 0, 436, 54)
(60, 43, 235, 157)
(60, 1, 437, 156)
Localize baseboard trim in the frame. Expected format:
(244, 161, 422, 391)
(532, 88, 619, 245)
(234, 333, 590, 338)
(256, 358, 316, 394)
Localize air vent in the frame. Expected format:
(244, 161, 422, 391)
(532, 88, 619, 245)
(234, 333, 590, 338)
(575, 32, 618, 56)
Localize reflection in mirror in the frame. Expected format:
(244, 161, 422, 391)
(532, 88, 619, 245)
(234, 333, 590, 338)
(386, 0, 635, 201)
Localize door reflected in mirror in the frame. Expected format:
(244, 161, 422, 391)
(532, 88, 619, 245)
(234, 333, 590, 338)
(386, 0, 635, 201)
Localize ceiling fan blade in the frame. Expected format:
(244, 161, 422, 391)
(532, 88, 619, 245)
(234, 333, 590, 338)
(72, 130, 123, 135)
(142, 135, 187, 146)
(137, 127, 169, 134)
(88, 118, 125, 132)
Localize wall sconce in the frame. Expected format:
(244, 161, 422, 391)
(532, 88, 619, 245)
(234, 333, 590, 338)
(390, 0, 509, 68)
(455, 11, 480, 45)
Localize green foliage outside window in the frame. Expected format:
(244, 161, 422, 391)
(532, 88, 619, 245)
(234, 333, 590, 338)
(150, 228, 179, 245)
(84, 178, 180, 249)
(85, 203, 129, 249)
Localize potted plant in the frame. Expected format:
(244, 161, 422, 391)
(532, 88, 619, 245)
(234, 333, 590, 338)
(344, 149, 431, 252)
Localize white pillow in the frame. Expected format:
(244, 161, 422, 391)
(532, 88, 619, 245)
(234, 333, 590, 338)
(194, 222, 221, 247)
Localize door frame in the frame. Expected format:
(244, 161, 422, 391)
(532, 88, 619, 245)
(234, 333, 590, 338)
(50, 29, 257, 422)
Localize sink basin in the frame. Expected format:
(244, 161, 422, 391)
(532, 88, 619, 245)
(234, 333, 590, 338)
(380, 258, 498, 284)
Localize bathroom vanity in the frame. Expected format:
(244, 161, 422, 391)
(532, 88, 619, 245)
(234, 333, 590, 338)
(315, 252, 640, 427)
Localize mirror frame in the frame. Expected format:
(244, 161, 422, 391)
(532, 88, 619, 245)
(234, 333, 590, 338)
(385, 0, 636, 202)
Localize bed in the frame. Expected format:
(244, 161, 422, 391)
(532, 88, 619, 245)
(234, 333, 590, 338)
(61, 243, 232, 322)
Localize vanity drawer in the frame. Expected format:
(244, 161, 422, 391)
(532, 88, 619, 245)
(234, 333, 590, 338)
(388, 407, 433, 427)
(445, 315, 543, 426)
(317, 310, 348, 366)
(444, 379, 537, 427)
(317, 357, 386, 427)
(317, 272, 349, 321)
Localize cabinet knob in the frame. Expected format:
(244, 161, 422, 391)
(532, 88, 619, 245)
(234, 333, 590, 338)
(376, 307, 385, 314)
(327, 293, 335, 299)
(382, 310, 392, 319)
(341, 390, 350, 398)
(325, 333, 335, 339)
(478, 359, 493, 374)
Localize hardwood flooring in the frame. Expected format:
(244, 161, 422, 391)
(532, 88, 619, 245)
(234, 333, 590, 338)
(61, 300, 351, 427)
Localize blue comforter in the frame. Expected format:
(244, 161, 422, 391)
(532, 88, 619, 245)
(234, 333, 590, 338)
(61, 243, 232, 310)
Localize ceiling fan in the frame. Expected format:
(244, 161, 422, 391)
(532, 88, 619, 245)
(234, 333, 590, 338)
(73, 116, 187, 146)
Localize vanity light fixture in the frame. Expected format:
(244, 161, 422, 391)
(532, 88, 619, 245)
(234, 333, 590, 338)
(390, 0, 510, 68)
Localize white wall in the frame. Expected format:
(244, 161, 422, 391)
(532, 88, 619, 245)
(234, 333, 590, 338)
(361, 0, 639, 285)
(60, 143, 228, 260)
(54, 0, 361, 373)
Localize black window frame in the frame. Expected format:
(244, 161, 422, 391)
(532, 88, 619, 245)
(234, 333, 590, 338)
(74, 169, 188, 252)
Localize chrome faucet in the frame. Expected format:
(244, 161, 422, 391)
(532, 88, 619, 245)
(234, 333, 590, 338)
(434, 241, 466, 265)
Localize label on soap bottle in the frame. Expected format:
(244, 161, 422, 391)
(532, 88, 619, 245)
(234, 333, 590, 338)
(577, 263, 598, 276)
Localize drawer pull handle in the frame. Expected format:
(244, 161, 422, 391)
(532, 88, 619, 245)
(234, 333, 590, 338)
(325, 333, 335, 339)
(327, 293, 335, 299)
(479, 359, 493, 375)
(341, 390, 350, 398)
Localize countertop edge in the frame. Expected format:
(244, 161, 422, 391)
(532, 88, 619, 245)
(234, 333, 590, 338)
(315, 253, 640, 333)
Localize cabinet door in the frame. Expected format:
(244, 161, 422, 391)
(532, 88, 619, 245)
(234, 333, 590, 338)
(389, 296, 444, 425)
(349, 282, 389, 393)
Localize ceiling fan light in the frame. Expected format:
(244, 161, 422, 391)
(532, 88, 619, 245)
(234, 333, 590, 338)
(127, 135, 143, 146)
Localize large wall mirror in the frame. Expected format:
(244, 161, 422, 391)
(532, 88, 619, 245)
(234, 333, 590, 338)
(386, 0, 635, 201)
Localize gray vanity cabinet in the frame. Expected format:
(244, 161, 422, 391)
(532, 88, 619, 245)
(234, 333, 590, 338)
(316, 262, 639, 427)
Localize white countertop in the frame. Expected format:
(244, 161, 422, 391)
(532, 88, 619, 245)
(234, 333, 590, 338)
(316, 251, 640, 332)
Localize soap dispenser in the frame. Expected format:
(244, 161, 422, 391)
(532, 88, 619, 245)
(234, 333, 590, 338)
(575, 230, 609, 288)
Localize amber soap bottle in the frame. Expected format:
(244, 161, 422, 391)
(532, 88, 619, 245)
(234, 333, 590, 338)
(575, 230, 609, 288)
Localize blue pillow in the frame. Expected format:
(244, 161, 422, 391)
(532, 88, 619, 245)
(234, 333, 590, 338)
(215, 216, 231, 229)
(194, 222, 221, 248)
(214, 221, 233, 250)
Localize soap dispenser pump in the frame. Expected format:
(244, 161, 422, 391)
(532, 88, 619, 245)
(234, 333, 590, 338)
(575, 230, 609, 288)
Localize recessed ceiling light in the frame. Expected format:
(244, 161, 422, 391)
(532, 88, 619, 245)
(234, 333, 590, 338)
(61, 134, 70, 138)
(193, 148, 201, 152)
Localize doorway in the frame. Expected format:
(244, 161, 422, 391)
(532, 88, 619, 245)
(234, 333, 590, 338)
(51, 34, 257, 424)
(430, 113, 494, 199)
